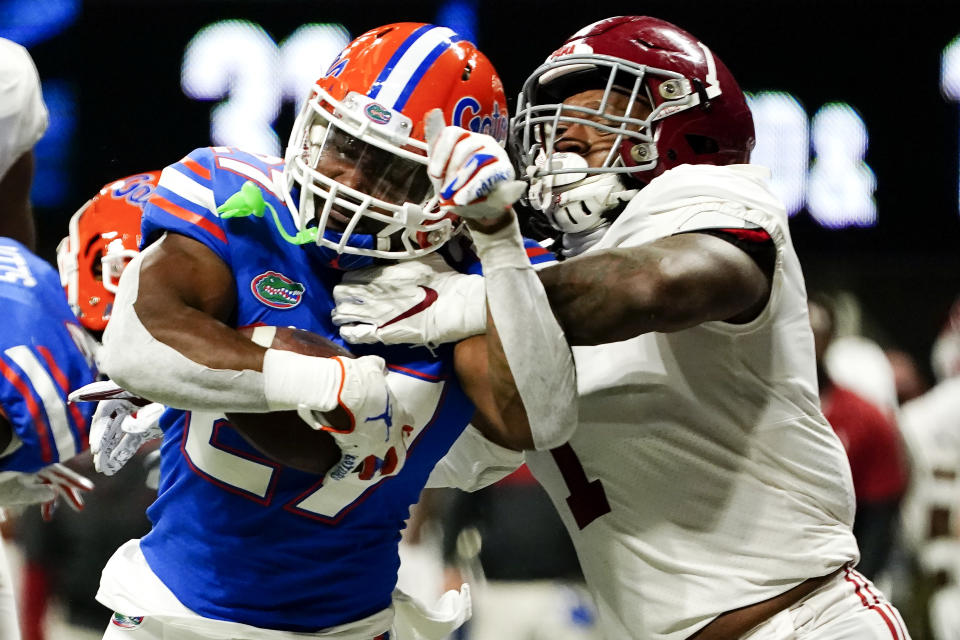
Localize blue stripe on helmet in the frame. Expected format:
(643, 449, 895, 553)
(391, 34, 461, 111)
(368, 24, 435, 99)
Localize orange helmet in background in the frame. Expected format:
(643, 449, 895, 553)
(57, 171, 159, 332)
(281, 22, 507, 263)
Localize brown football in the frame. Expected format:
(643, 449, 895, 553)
(225, 326, 355, 475)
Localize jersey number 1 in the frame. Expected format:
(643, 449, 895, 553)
(551, 443, 611, 529)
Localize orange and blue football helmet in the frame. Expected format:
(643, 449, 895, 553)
(57, 172, 158, 332)
(281, 22, 507, 263)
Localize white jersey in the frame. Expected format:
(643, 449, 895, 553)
(524, 164, 859, 640)
(0, 38, 47, 178)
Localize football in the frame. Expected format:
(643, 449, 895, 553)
(225, 325, 356, 475)
(239, 325, 355, 359)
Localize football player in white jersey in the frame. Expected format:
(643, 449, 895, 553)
(330, 15, 911, 640)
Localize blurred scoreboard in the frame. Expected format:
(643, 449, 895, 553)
(5, 0, 960, 254)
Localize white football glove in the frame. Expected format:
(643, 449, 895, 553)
(0, 464, 95, 521)
(297, 356, 414, 484)
(333, 252, 486, 347)
(69, 380, 164, 476)
(425, 109, 526, 220)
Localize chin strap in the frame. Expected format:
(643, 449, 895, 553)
(527, 153, 638, 234)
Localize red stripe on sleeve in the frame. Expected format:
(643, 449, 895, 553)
(180, 157, 212, 181)
(525, 246, 551, 259)
(495, 463, 536, 487)
(152, 196, 227, 244)
(36, 346, 89, 442)
(715, 228, 771, 243)
(0, 360, 53, 463)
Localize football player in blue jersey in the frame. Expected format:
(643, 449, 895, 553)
(89, 23, 547, 640)
(0, 171, 162, 639)
(0, 233, 100, 639)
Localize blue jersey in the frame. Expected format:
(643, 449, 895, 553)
(136, 147, 477, 632)
(0, 238, 98, 472)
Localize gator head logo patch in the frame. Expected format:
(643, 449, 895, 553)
(110, 613, 144, 629)
(251, 271, 305, 309)
(364, 102, 392, 125)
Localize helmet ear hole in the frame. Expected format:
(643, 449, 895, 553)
(684, 134, 720, 156)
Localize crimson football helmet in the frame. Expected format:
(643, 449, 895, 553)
(57, 172, 157, 332)
(513, 16, 755, 233)
(281, 23, 508, 263)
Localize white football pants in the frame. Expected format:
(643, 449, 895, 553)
(101, 615, 393, 640)
(741, 567, 910, 640)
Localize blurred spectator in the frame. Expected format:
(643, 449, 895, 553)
(898, 298, 960, 640)
(818, 291, 900, 413)
(809, 295, 909, 581)
(0, 38, 48, 250)
(886, 348, 930, 406)
(440, 466, 599, 640)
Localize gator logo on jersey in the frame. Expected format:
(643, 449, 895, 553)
(364, 102, 392, 125)
(251, 271, 305, 309)
(110, 613, 144, 629)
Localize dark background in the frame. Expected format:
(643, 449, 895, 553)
(8, 0, 960, 380)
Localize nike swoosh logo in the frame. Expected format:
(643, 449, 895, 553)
(440, 152, 497, 200)
(379, 285, 439, 328)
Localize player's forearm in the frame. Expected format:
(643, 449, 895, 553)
(134, 297, 266, 373)
(467, 217, 578, 451)
(538, 236, 767, 345)
(101, 282, 269, 412)
(537, 248, 675, 345)
(104, 241, 349, 415)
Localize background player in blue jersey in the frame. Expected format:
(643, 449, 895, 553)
(0, 234, 100, 639)
(0, 171, 161, 639)
(91, 23, 543, 640)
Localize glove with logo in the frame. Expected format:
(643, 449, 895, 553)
(424, 109, 527, 220)
(297, 356, 414, 485)
(69, 380, 164, 476)
(0, 463, 95, 521)
(333, 252, 486, 348)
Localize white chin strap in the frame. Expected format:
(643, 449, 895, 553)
(527, 152, 638, 234)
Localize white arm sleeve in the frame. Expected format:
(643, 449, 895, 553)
(0, 38, 48, 178)
(469, 216, 578, 451)
(425, 425, 524, 491)
(101, 245, 341, 413)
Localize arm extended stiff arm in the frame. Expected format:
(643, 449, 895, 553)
(467, 216, 578, 451)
